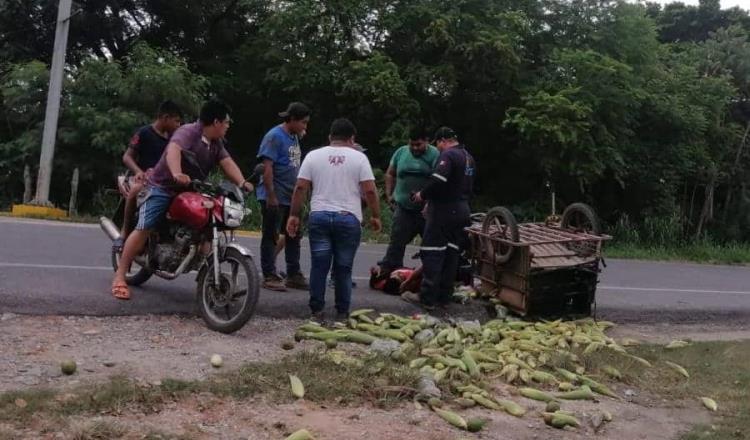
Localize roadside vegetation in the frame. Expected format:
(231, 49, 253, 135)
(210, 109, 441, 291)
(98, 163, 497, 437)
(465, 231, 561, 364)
(0, 351, 415, 427)
(584, 340, 750, 440)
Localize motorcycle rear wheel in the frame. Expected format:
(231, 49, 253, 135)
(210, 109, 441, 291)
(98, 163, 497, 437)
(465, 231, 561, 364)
(111, 248, 153, 286)
(197, 247, 260, 334)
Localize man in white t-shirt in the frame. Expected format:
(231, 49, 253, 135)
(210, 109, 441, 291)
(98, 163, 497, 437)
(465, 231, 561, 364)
(287, 118, 381, 322)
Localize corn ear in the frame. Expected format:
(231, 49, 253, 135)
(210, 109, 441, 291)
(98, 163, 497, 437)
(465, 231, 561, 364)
(602, 365, 622, 380)
(627, 354, 653, 368)
(285, 429, 315, 440)
(549, 412, 580, 428)
(497, 398, 526, 417)
(556, 387, 596, 400)
(665, 361, 689, 378)
(461, 351, 480, 377)
(700, 397, 718, 411)
(666, 340, 690, 349)
(289, 375, 305, 399)
(349, 308, 373, 317)
(556, 368, 578, 382)
(519, 387, 558, 402)
(433, 407, 468, 430)
(470, 393, 501, 410)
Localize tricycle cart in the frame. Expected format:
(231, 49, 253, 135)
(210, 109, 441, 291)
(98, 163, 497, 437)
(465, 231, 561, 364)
(466, 203, 611, 316)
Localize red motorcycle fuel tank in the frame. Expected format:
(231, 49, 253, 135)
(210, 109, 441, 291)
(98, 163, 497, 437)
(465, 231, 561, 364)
(168, 192, 211, 229)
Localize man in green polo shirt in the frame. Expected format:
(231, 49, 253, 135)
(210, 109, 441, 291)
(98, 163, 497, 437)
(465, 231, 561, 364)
(377, 128, 439, 275)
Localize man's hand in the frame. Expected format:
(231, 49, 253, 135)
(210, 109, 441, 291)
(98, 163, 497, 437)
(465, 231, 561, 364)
(411, 191, 423, 204)
(267, 194, 280, 210)
(286, 215, 301, 238)
(134, 171, 147, 183)
(173, 173, 190, 186)
(387, 198, 396, 212)
(369, 217, 382, 233)
(242, 181, 254, 193)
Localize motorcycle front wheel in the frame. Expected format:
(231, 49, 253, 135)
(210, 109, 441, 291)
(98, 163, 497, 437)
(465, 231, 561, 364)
(196, 247, 260, 334)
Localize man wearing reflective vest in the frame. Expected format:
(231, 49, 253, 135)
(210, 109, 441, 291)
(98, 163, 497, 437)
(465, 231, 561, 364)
(402, 127, 475, 309)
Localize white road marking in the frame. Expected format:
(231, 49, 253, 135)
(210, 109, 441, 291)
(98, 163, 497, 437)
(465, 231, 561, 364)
(598, 285, 750, 296)
(0, 262, 112, 271)
(2, 262, 750, 295)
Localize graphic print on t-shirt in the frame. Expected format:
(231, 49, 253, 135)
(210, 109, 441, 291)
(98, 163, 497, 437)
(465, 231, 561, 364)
(288, 136, 301, 168)
(328, 155, 346, 166)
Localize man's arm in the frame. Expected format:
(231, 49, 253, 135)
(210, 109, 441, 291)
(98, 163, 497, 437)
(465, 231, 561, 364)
(219, 157, 254, 192)
(361, 179, 382, 232)
(262, 158, 278, 205)
(122, 147, 143, 177)
(415, 154, 451, 202)
(384, 165, 396, 202)
(286, 178, 311, 237)
(165, 142, 189, 185)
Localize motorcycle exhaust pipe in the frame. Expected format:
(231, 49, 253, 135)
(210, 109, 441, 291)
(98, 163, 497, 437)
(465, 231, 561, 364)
(99, 216, 121, 242)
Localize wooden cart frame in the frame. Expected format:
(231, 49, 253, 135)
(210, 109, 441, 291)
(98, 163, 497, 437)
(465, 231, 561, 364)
(466, 203, 611, 316)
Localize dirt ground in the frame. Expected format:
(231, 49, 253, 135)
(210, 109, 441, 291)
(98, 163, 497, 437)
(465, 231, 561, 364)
(1, 312, 742, 440)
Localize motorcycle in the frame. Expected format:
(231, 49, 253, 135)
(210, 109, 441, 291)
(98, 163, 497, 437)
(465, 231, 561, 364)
(99, 177, 260, 334)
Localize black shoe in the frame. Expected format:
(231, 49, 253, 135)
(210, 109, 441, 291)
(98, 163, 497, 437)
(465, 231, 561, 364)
(335, 311, 349, 322)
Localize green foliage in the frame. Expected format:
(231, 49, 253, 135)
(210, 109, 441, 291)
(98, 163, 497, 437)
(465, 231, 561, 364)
(2, 0, 750, 246)
(0, 42, 206, 209)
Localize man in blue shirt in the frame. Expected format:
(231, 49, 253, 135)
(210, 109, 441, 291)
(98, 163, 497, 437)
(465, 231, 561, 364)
(256, 102, 311, 291)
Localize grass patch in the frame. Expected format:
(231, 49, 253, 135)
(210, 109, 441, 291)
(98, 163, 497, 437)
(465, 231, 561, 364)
(0, 351, 417, 428)
(582, 340, 750, 440)
(70, 419, 127, 440)
(606, 242, 750, 265)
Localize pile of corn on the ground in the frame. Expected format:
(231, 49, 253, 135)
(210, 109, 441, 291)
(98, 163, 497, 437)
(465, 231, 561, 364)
(292, 309, 715, 434)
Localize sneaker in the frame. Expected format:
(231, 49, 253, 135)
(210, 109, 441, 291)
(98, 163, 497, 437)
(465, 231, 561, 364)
(335, 311, 349, 322)
(263, 274, 287, 291)
(286, 272, 309, 290)
(310, 310, 326, 325)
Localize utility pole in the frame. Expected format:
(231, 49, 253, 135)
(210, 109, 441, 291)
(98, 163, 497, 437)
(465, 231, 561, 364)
(32, 0, 72, 206)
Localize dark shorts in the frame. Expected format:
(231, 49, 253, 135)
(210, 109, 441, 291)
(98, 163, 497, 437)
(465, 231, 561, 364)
(135, 186, 172, 230)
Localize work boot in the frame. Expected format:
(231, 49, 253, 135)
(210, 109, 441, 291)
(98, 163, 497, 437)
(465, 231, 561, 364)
(262, 273, 287, 292)
(286, 272, 309, 290)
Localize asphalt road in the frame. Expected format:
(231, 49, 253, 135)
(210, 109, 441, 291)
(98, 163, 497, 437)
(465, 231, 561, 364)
(1, 216, 750, 324)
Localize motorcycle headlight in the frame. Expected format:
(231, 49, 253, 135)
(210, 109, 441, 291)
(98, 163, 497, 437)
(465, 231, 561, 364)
(223, 198, 245, 228)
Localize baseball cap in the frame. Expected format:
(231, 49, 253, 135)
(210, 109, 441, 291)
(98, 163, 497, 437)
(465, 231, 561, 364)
(278, 102, 311, 119)
(432, 126, 457, 143)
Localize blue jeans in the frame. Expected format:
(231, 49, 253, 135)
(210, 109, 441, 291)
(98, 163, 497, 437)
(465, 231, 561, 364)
(308, 211, 361, 314)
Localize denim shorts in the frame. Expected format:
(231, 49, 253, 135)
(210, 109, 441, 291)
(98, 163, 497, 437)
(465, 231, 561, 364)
(135, 186, 172, 230)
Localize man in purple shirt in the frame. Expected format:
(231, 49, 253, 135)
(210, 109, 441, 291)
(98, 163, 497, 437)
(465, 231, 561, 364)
(111, 99, 254, 300)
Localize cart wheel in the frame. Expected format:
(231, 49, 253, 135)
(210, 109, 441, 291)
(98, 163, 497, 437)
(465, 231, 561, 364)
(481, 206, 519, 264)
(561, 203, 601, 235)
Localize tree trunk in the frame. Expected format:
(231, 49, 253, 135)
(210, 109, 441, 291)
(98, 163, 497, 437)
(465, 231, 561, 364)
(68, 168, 79, 217)
(722, 121, 750, 223)
(23, 165, 32, 203)
(695, 169, 717, 240)
(688, 182, 698, 228)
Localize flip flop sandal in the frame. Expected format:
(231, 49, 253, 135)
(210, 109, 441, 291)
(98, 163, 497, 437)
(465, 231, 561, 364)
(111, 282, 130, 300)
